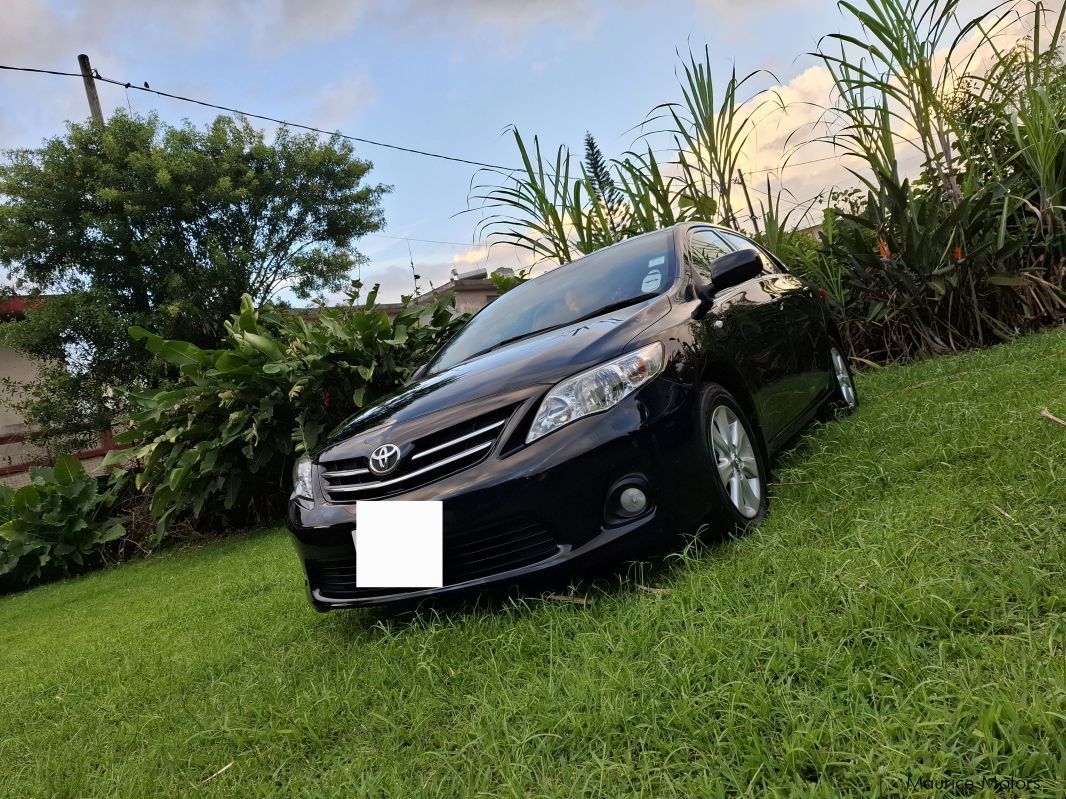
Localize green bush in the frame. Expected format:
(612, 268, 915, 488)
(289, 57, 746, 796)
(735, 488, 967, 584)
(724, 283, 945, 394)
(0, 455, 124, 590)
(819, 178, 1031, 362)
(108, 288, 465, 531)
(488, 268, 530, 295)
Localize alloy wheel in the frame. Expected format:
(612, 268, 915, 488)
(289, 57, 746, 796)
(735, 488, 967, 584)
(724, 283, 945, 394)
(830, 347, 857, 409)
(709, 405, 761, 518)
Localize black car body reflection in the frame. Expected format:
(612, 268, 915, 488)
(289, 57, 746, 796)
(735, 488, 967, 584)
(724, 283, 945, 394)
(288, 223, 851, 609)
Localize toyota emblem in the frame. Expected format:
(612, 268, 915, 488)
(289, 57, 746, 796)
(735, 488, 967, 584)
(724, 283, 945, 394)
(368, 443, 401, 476)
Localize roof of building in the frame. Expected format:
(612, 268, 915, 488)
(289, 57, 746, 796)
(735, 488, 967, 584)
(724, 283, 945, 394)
(289, 269, 501, 321)
(371, 268, 496, 314)
(0, 295, 56, 322)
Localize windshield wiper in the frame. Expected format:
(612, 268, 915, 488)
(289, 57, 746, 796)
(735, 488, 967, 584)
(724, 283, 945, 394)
(466, 324, 571, 360)
(569, 293, 658, 326)
(467, 293, 660, 361)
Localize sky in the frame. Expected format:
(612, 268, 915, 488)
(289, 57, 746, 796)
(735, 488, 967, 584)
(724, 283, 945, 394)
(0, 0, 1040, 303)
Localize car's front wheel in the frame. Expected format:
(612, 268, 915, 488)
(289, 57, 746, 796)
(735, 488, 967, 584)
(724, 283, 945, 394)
(698, 384, 769, 531)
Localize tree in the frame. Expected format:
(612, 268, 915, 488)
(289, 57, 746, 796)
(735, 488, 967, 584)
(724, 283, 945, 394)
(0, 290, 134, 457)
(0, 111, 390, 449)
(582, 132, 625, 245)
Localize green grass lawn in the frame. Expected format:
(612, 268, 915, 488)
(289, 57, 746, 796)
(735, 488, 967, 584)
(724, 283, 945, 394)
(2, 329, 1064, 798)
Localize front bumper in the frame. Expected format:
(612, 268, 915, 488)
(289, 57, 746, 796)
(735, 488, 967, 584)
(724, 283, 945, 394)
(287, 379, 709, 609)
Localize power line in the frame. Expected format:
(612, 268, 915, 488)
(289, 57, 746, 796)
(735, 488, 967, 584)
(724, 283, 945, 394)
(368, 233, 489, 248)
(0, 62, 906, 185)
(0, 59, 933, 187)
(0, 65, 83, 78)
(0, 61, 921, 192)
(0, 61, 899, 223)
(745, 182, 824, 208)
(0, 62, 515, 171)
(0, 62, 520, 252)
(745, 152, 852, 175)
(744, 136, 928, 176)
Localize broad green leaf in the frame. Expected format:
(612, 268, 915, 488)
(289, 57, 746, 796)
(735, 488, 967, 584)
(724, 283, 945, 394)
(237, 332, 284, 361)
(12, 485, 42, 514)
(103, 447, 134, 465)
(52, 454, 87, 486)
(215, 352, 251, 373)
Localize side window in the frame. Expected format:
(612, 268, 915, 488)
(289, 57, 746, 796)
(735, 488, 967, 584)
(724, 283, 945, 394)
(714, 229, 785, 275)
(688, 229, 731, 280)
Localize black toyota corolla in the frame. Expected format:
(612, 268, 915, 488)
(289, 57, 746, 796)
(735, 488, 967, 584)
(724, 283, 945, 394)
(288, 222, 858, 609)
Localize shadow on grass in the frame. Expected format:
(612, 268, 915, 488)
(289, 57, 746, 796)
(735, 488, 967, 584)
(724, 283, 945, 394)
(317, 522, 747, 638)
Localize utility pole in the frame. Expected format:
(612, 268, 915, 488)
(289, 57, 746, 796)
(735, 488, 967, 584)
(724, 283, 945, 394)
(77, 54, 104, 125)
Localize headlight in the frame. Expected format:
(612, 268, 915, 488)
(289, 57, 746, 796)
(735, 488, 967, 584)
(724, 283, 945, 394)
(527, 341, 664, 443)
(292, 454, 314, 501)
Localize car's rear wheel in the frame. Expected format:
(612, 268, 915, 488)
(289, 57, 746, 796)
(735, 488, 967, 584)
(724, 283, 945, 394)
(698, 384, 768, 531)
(828, 340, 859, 414)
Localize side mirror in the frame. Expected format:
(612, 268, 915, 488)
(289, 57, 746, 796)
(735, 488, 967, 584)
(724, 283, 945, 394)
(408, 363, 429, 384)
(696, 249, 763, 301)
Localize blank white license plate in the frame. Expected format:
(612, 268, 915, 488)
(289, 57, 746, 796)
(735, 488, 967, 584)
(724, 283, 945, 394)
(353, 500, 443, 588)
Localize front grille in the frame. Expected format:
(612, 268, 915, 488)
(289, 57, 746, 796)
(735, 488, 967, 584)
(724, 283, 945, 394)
(309, 517, 560, 600)
(319, 404, 519, 502)
(309, 561, 393, 601)
(446, 517, 559, 581)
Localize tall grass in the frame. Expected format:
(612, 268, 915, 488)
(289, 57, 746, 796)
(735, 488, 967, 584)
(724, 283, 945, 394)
(818, 0, 1006, 203)
(646, 50, 772, 228)
(471, 129, 582, 264)
(473, 0, 1065, 363)
(812, 0, 1066, 358)
(976, 4, 1066, 234)
(472, 48, 768, 263)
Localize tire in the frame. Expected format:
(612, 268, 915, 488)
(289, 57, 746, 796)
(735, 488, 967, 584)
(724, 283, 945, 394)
(697, 383, 769, 533)
(826, 339, 859, 415)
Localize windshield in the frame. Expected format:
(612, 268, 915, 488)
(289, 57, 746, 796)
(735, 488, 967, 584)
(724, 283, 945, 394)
(429, 230, 676, 373)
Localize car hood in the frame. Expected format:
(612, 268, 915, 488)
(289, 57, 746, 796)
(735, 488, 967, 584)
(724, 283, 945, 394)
(316, 294, 671, 452)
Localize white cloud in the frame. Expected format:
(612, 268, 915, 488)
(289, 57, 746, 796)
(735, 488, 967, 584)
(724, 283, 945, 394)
(0, 0, 608, 146)
(709, 4, 1045, 228)
(696, 0, 815, 9)
(2, 0, 67, 64)
(451, 246, 491, 266)
(2, 0, 609, 72)
(693, 0, 820, 28)
(298, 75, 378, 131)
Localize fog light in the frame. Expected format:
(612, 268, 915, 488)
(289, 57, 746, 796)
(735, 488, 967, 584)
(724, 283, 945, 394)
(619, 487, 647, 515)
